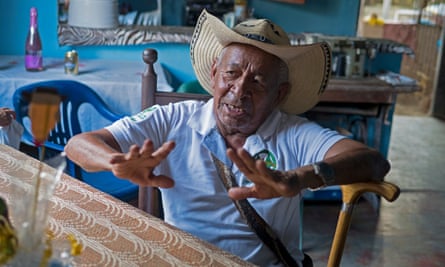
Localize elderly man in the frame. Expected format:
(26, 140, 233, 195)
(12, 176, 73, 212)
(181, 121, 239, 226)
(65, 10, 390, 267)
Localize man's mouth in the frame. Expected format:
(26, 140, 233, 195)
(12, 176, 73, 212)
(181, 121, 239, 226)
(224, 103, 245, 115)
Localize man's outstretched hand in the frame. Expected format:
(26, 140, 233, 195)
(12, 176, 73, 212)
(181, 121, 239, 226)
(227, 148, 301, 200)
(109, 139, 176, 188)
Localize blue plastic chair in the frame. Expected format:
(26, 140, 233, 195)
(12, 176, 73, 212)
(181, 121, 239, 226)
(13, 80, 138, 202)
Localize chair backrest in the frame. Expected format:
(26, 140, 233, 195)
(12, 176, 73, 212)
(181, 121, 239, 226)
(13, 80, 139, 203)
(13, 80, 123, 177)
(139, 48, 210, 217)
(137, 48, 400, 266)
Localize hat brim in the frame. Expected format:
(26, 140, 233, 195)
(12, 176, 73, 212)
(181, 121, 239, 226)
(190, 10, 331, 114)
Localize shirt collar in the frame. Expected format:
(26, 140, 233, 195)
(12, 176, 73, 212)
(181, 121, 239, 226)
(188, 98, 216, 136)
(254, 108, 282, 140)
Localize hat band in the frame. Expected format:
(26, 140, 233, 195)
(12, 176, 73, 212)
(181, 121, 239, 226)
(241, 33, 273, 44)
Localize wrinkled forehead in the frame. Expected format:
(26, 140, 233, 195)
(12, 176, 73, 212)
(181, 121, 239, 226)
(216, 44, 289, 84)
(218, 43, 285, 65)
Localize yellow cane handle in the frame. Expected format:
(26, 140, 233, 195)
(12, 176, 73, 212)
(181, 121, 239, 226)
(341, 181, 400, 204)
(328, 181, 400, 267)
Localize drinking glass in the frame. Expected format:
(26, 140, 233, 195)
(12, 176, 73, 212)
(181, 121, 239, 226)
(5, 152, 68, 266)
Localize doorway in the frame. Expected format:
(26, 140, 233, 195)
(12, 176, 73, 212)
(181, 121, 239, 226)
(358, 0, 445, 117)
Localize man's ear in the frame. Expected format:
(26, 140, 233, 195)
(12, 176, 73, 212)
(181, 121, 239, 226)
(210, 59, 218, 88)
(276, 82, 290, 106)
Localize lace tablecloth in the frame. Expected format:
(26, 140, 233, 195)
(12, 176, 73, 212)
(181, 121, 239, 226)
(0, 144, 254, 267)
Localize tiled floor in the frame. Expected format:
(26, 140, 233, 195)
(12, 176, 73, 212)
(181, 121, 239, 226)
(302, 115, 445, 267)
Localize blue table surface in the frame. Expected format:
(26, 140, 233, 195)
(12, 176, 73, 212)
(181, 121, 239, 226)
(0, 55, 173, 132)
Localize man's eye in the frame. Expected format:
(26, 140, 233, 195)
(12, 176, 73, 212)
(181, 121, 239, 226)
(223, 71, 237, 78)
(253, 77, 267, 88)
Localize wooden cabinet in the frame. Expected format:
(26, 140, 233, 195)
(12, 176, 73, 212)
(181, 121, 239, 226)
(303, 77, 418, 200)
(307, 78, 409, 157)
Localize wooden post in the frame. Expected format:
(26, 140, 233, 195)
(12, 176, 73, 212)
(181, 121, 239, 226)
(139, 48, 162, 218)
(141, 48, 157, 110)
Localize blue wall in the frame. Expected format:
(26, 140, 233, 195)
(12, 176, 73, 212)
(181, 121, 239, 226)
(251, 0, 360, 36)
(0, 0, 360, 83)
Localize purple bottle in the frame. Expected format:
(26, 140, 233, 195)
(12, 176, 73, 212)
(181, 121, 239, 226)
(25, 7, 43, 71)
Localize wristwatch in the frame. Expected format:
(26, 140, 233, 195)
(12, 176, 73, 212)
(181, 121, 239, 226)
(312, 161, 335, 187)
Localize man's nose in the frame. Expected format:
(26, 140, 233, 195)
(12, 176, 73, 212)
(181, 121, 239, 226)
(231, 77, 250, 98)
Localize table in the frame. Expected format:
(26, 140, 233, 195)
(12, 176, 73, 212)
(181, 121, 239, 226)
(0, 55, 173, 131)
(0, 144, 254, 267)
(312, 77, 418, 157)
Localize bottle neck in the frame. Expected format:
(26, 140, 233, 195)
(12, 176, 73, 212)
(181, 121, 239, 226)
(30, 7, 38, 28)
(30, 15, 37, 28)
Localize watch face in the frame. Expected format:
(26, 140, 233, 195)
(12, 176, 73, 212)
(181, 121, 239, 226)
(314, 162, 335, 186)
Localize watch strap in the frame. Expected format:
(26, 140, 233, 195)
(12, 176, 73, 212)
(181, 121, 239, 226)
(312, 161, 335, 188)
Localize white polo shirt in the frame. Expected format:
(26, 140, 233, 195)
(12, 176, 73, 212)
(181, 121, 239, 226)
(106, 99, 345, 266)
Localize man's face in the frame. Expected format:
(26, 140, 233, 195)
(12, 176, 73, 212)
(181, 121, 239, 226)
(210, 43, 289, 137)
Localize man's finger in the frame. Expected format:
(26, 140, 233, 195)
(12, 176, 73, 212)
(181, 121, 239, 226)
(151, 141, 175, 160)
(109, 154, 126, 164)
(140, 139, 154, 156)
(227, 148, 252, 175)
(135, 174, 175, 188)
(149, 175, 175, 188)
(227, 187, 257, 200)
(126, 145, 141, 160)
(236, 148, 259, 174)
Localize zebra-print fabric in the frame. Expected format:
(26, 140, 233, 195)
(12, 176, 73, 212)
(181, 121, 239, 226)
(58, 24, 193, 46)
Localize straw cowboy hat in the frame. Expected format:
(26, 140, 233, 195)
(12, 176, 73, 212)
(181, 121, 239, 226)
(190, 9, 331, 114)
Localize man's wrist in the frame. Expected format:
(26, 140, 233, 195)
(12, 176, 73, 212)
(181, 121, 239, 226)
(273, 162, 336, 193)
(272, 170, 300, 194)
(310, 161, 336, 191)
(294, 165, 323, 191)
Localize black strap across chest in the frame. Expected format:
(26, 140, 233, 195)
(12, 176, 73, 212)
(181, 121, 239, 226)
(211, 154, 298, 267)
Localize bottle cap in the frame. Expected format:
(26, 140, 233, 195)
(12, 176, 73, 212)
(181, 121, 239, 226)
(30, 7, 37, 16)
